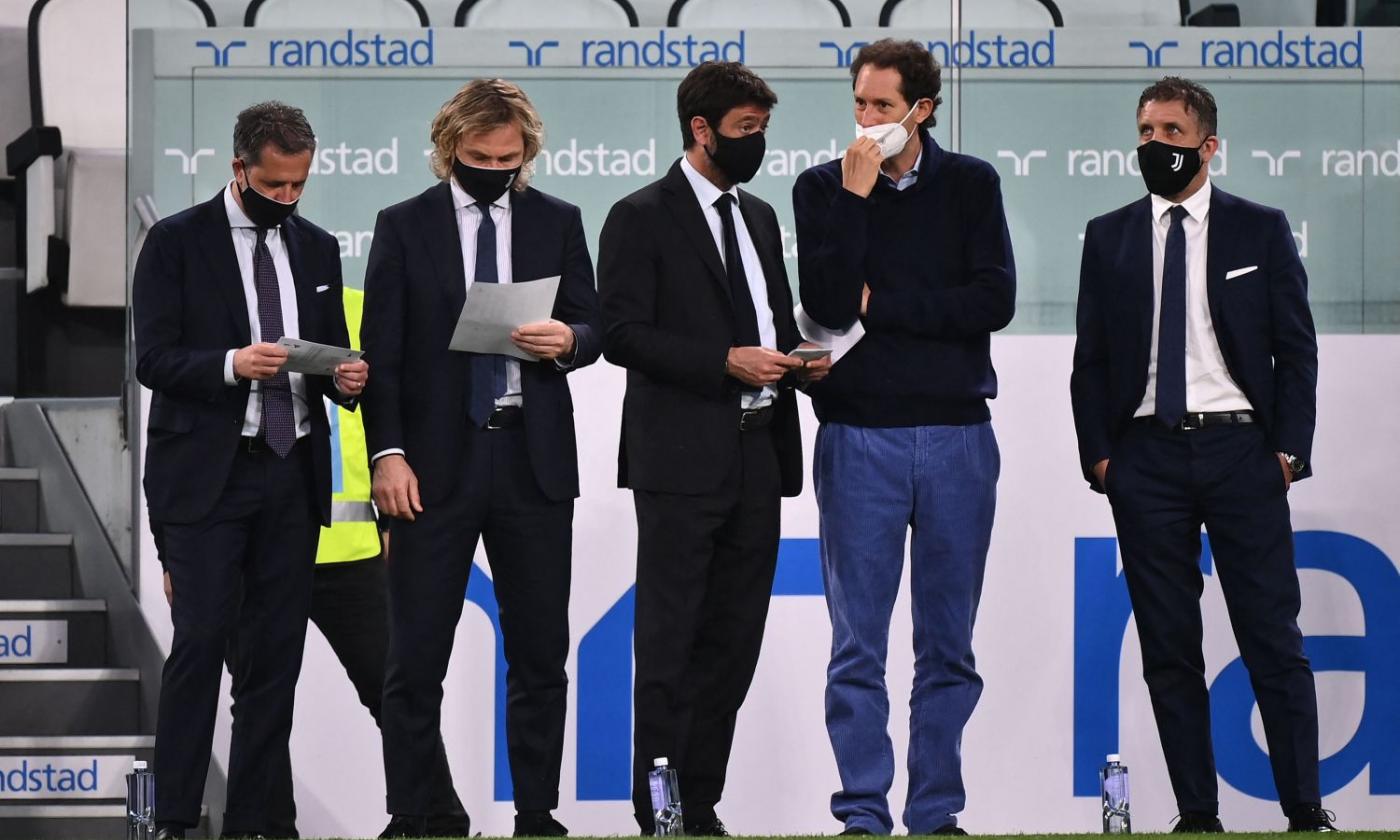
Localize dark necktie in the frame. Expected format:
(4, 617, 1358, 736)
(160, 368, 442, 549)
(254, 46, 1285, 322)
(713, 194, 762, 350)
(1154, 205, 1189, 428)
(468, 201, 508, 427)
(253, 228, 295, 457)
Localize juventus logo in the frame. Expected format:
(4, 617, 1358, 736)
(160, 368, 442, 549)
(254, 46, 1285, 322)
(1170, 152, 1185, 171)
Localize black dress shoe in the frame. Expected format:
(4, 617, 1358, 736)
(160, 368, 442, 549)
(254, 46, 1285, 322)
(1172, 812, 1225, 833)
(930, 826, 968, 836)
(424, 813, 473, 837)
(684, 817, 730, 836)
(379, 815, 427, 838)
(514, 811, 568, 837)
(1288, 806, 1339, 832)
(155, 827, 186, 840)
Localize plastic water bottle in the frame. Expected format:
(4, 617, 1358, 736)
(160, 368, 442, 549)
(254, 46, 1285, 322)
(126, 759, 155, 840)
(648, 757, 683, 836)
(1100, 753, 1131, 834)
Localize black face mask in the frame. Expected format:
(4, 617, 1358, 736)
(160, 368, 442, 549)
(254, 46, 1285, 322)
(705, 126, 766, 185)
(453, 157, 520, 205)
(236, 165, 299, 228)
(1137, 139, 1207, 197)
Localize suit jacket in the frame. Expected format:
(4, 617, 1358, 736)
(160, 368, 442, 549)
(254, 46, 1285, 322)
(360, 181, 602, 504)
(134, 190, 352, 525)
(598, 159, 803, 497)
(1071, 186, 1318, 490)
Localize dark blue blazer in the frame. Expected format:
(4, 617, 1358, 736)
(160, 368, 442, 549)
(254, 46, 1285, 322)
(1071, 186, 1318, 490)
(360, 181, 602, 504)
(134, 191, 352, 525)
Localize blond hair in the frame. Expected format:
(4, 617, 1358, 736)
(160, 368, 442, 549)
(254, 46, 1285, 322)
(429, 79, 543, 190)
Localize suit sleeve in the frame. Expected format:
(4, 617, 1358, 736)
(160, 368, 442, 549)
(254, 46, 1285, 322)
(551, 204, 603, 371)
(793, 167, 868, 332)
(318, 233, 357, 409)
(598, 198, 731, 399)
(1070, 218, 1112, 491)
(1266, 209, 1318, 479)
(133, 223, 232, 402)
(360, 209, 406, 458)
(863, 165, 1017, 338)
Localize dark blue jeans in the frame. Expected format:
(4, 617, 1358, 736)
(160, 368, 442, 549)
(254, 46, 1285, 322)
(815, 422, 999, 834)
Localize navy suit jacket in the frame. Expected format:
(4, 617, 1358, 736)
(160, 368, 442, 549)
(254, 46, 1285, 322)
(598, 160, 804, 497)
(360, 181, 602, 504)
(134, 191, 352, 525)
(1071, 186, 1318, 490)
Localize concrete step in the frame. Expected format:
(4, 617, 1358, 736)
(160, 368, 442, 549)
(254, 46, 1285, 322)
(0, 600, 107, 667)
(0, 468, 40, 533)
(0, 668, 139, 736)
(0, 803, 209, 839)
(0, 534, 74, 599)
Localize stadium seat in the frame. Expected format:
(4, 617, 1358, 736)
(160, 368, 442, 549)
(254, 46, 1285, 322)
(245, 0, 430, 27)
(880, 0, 1063, 27)
(457, 0, 639, 27)
(669, 0, 851, 28)
(129, 0, 216, 28)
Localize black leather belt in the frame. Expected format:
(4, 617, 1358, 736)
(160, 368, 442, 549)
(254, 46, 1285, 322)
(1142, 410, 1255, 431)
(739, 404, 775, 432)
(239, 435, 302, 454)
(485, 405, 524, 430)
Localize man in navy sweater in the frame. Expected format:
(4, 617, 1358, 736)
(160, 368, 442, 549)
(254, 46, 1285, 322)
(792, 39, 1015, 837)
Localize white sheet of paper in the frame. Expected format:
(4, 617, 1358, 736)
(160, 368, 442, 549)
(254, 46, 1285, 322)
(275, 337, 363, 375)
(449, 275, 561, 361)
(794, 303, 865, 364)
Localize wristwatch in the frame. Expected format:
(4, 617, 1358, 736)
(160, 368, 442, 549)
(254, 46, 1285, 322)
(1280, 452, 1305, 476)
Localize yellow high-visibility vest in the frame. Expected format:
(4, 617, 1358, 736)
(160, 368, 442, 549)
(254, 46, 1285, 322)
(316, 287, 380, 565)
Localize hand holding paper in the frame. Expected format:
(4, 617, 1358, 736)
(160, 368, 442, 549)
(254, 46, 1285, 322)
(275, 337, 365, 376)
(449, 276, 562, 361)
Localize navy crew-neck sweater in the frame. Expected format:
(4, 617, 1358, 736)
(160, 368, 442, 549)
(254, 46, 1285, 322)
(792, 133, 1016, 427)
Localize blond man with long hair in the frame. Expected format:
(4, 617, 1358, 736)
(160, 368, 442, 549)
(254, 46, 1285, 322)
(362, 78, 602, 839)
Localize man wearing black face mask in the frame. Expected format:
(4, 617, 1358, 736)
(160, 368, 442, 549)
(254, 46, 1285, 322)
(1072, 77, 1331, 833)
(361, 79, 601, 839)
(133, 101, 367, 839)
(598, 61, 828, 836)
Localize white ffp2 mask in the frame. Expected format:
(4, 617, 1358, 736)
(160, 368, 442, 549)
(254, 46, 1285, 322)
(855, 101, 923, 159)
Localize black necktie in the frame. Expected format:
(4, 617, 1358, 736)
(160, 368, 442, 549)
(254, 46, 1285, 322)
(468, 201, 508, 427)
(1155, 205, 1189, 428)
(253, 228, 295, 457)
(713, 194, 762, 349)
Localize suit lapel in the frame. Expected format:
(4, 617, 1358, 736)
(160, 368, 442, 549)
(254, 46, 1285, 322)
(660, 161, 729, 302)
(1204, 187, 1234, 343)
(1127, 197, 1155, 364)
(197, 191, 252, 346)
(737, 191, 790, 319)
(423, 182, 468, 316)
(509, 188, 538, 291)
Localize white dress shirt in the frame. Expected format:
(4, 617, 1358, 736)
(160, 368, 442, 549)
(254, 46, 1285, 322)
(450, 178, 523, 407)
(221, 182, 311, 440)
(679, 156, 778, 409)
(1135, 180, 1253, 418)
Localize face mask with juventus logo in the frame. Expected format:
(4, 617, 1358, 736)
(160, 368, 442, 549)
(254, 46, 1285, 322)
(1136, 139, 1207, 197)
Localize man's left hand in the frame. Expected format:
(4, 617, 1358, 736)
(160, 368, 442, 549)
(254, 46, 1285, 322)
(1277, 452, 1293, 491)
(334, 359, 369, 397)
(513, 320, 576, 361)
(795, 342, 833, 383)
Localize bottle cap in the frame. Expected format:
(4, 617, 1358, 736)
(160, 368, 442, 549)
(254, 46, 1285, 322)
(653, 757, 668, 767)
(1106, 753, 1121, 763)
(133, 759, 148, 770)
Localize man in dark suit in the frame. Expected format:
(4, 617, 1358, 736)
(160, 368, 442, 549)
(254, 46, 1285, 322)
(598, 61, 829, 836)
(1071, 77, 1334, 833)
(361, 79, 601, 839)
(134, 101, 368, 839)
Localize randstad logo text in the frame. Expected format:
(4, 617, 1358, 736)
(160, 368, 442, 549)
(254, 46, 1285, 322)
(820, 31, 1054, 68)
(580, 30, 744, 67)
(267, 29, 434, 67)
(1200, 30, 1362, 67)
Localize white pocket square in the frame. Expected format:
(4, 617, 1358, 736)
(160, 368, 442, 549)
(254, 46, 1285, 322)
(315, 284, 331, 293)
(1225, 265, 1258, 280)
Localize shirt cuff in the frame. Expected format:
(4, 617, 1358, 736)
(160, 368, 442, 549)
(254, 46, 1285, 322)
(552, 327, 579, 371)
(371, 448, 405, 464)
(224, 350, 237, 386)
